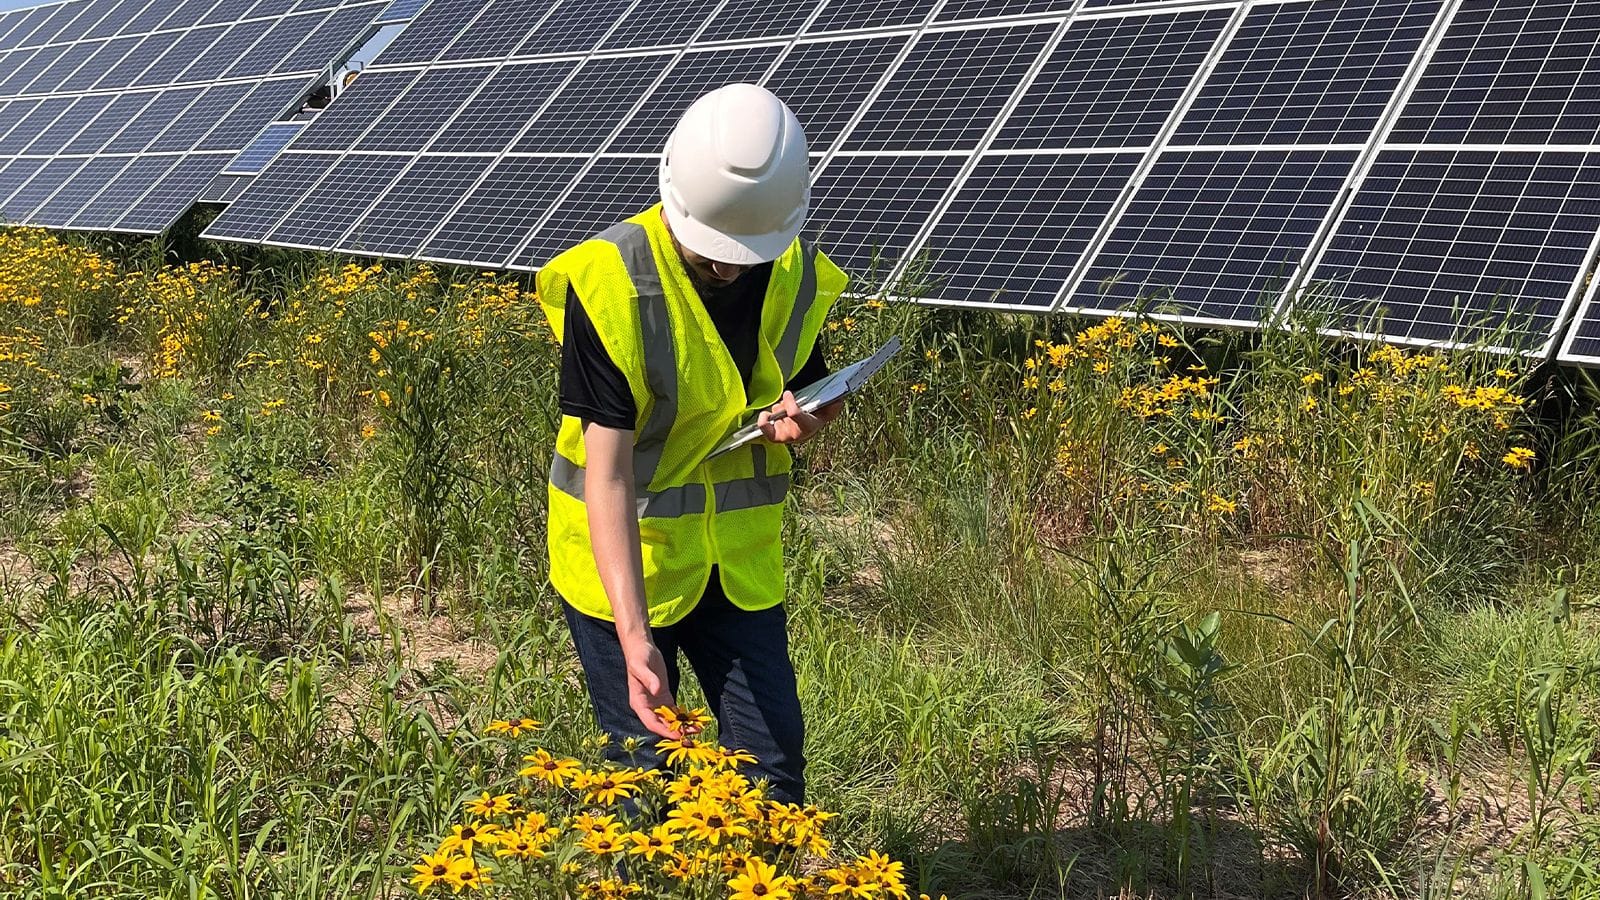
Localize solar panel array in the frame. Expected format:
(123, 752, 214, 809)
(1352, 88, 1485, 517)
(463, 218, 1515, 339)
(192, 0, 1600, 363)
(0, 0, 386, 233)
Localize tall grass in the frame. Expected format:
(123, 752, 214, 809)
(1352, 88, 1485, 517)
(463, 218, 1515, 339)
(0, 226, 1597, 898)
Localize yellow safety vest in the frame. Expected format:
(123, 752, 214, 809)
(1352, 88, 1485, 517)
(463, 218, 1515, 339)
(536, 205, 847, 626)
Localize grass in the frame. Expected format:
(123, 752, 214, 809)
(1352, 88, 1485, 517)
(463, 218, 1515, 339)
(0, 222, 1598, 899)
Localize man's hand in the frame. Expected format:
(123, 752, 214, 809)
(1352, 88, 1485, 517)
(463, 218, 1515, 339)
(757, 391, 843, 445)
(622, 637, 679, 740)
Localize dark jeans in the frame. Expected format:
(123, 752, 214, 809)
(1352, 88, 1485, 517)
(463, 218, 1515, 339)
(562, 569, 806, 803)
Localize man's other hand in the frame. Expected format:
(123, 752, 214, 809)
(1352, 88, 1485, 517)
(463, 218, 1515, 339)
(622, 638, 679, 740)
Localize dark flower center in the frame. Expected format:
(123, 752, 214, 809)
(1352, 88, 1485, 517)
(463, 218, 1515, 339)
(432, 865, 447, 876)
(708, 816, 725, 828)
(461, 828, 476, 839)
(754, 887, 769, 896)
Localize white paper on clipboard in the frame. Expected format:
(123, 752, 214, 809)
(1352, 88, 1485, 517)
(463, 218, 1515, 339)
(707, 335, 902, 459)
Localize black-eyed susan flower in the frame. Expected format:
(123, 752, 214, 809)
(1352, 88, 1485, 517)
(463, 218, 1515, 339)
(819, 863, 876, 898)
(465, 791, 517, 818)
(445, 857, 490, 892)
(728, 856, 799, 899)
(520, 749, 580, 787)
(656, 736, 720, 767)
(409, 851, 457, 893)
(1503, 446, 1535, 469)
(625, 824, 680, 861)
(438, 821, 503, 856)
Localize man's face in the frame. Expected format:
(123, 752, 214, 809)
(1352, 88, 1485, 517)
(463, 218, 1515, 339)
(676, 240, 755, 294)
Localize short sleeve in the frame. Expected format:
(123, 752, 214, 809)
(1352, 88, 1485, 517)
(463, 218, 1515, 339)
(559, 289, 638, 430)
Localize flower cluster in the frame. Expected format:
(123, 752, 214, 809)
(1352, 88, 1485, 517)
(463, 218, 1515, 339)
(412, 710, 943, 900)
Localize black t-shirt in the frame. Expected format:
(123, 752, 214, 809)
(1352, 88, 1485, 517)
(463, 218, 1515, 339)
(559, 265, 828, 429)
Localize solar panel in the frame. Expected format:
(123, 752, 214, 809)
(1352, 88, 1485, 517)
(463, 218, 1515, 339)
(1556, 269, 1600, 364)
(84, 0, 137, 38)
(0, 97, 72, 154)
(367, 0, 481, 65)
(223, 121, 306, 173)
(512, 155, 659, 268)
(840, 24, 1056, 153)
(989, 9, 1230, 150)
(22, 94, 114, 154)
(805, 155, 967, 286)
(57, 34, 140, 91)
(203, 151, 337, 239)
(697, 0, 822, 42)
(264, 153, 409, 246)
(194, 77, 306, 150)
(0, 157, 47, 210)
(94, 31, 182, 89)
(290, 69, 420, 149)
(198, 0, 254, 26)
(339, 154, 495, 254)
(420, 155, 585, 264)
(146, 82, 254, 152)
(104, 86, 206, 152)
(133, 24, 231, 88)
(31, 155, 132, 227)
(159, 0, 226, 30)
(1389, 0, 1600, 145)
(4, 157, 88, 222)
(806, 0, 935, 34)
(427, 59, 573, 153)
(61, 91, 156, 153)
(516, 0, 633, 58)
(902, 153, 1143, 309)
(25, 39, 100, 93)
(605, 45, 784, 153)
(198, 171, 255, 202)
(0, 45, 67, 94)
(1309, 150, 1600, 353)
(1171, 0, 1442, 146)
(440, 0, 557, 61)
(222, 11, 327, 79)
(356, 65, 493, 151)
(599, 0, 715, 51)
(116, 154, 229, 231)
(934, 0, 1073, 23)
(119, 0, 183, 37)
(280, 1, 385, 72)
(68, 154, 182, 229)
(376, 0, 430, 22)
(510, 53, 674, 154)
(761, 34, 909, 153)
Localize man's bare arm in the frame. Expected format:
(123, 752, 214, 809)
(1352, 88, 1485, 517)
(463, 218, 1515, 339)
(582, 422, 679, 739)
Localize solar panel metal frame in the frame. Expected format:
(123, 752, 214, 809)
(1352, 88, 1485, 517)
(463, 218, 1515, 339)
(1554, 245, 1600, 365)
(1279, 0, 1600, 359)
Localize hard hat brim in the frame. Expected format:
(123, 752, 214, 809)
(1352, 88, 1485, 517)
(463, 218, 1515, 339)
(661, 199, 803, 266)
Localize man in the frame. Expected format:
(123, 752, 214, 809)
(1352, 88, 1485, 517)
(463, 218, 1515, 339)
(535, 83, 848, 804)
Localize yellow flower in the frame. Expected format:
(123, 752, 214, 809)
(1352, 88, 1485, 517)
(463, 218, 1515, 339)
(82, 394, 97, 406)
(578, 824, 627, 858)
(1207, 494, 1237, 515)
(1301, 395, 1318, 412)
(1301, 372, 1324, 386)
(910, 382, 928, 394)
(464, 792, 516, 819)
(361, 424, 377, 440)
(569, 812, 617, 837)
(409, 851, 457, 894)
(656, 736, 721, 767)
(445, 857, 490, 893)
(1021, 407, 1037, 420)
(1503, 446, 1535, 470)
(573, 768, 647, 805)
(484, 717, 540, 737)
(655, 705, 711, 736)
(625, 824, 680, 860)
(438, 822, 502, 856)
(666, 800, 752, 846)
(819, 863, 876, 898)
(728, 857, 797, 900)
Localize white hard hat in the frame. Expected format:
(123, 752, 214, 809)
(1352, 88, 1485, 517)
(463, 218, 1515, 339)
(659, 83, 810, 265)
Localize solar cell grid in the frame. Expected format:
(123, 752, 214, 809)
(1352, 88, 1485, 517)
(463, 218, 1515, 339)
(607, 45, 782, 153)
(223, 11, 327, 78)
(84, 0, 139, 38)
(21, 94, 112, 153)
(427, 59, 573, 154)
(267, 153, 410, 245)
(67, 0, 128, 36)
(759, 34, 906, 152)
(805, 154, 966, 285)
(4, 156, 87, 221)
(806, 0, 935, 34)
(1, 45, 66, 94)
(372, 0, 483, 65)
(246, 0, 298, 18)
(1172, 0, 1441, 147)
(0, 96, 71, 153)
(7, 5, 60, 48)
(516, 0, 633, 58)
(1308, 149, 1600, 351)
(225, 121, 305, 172)
(116, 153, 227, 231)
(31, 155, 130, 226)
(183, 19, 278, 82)
(442, 0, 557, 61)
(695, 0, 818, 43)
(377, 0, 429, 19)
(147, 82, 254, 151)
(25, 38, 100, 93)
(1389, 0, 1600, 146)
(104, 86, 204, 152)
(340, 154, 494, 254)
(0, 98, 40, 141)
(512, 53, 673, 154)
(118, 0, 180, 36)
(514, 155, 658, 267)
(1073, 148, 1358, 324)
(991, 9, 1228, 151)
(290, 69, 418, 149)
(32, 0, 88, 45)
(157, 0, 223, 30)
(197, 0, 254, 25)
(600, 0, 716, 51)
(133, 24, 229, 87)
(280, 1, 385, 72)
(195, 77, 304, 149)
(841, 23, 1056, 152)
(1558, 278, 1600, 362)
(357, 66, 492, 152)
(94, 31, 181, 89)
(0, 13, 29, 49)
(422, 155, 585, 264)
(61, 90, 154, 152)
(198, 171, 255, 202)
(908, 152, 1143, 308)
(203, 151, 336, 238)
(58, 34, 138, 91)
(293, 0, 341, 11)
(68, 153, 178, 227)
(0, 157, 47, 209)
